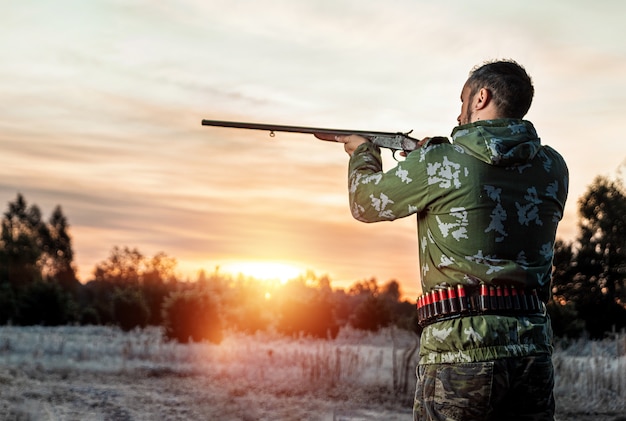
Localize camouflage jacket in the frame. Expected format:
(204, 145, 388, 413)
(348, 119, 568, 363)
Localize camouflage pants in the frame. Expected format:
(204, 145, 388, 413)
(413, 355, 555, 421)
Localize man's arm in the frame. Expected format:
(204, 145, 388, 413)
(346, 138, 445, 223)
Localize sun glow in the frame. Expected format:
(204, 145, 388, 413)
(221, 261, 303, 284)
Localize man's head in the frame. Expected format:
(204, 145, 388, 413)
(457, 59, 534, 125)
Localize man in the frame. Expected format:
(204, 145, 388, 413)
(338, 60, 568, 420)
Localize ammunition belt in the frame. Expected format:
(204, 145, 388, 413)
(416, 284, 546, 328)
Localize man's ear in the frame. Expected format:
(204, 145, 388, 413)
(473, 88, 492, 111)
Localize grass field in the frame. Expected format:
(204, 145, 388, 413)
(0, 326, 625, 420)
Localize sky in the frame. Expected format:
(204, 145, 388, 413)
(2, 0, 626, 298)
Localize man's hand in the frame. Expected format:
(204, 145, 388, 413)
(335, 134, 368, 156)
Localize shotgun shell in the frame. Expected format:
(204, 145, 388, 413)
(457, 284, 468, 312)
(424, 292, 433, 319)
(448, 286, 459, 313)
(420, 294, 426, 319)
(511, 287, 521, 310)
(479, 284, 489, 311)
(496, 286, 505, 310)
(489, 286, 498, 310)
(431, 290, 442, 316)
(417, 295, 424, 321)
(503, 285, 513, 310)
(439, 288, 451, 315)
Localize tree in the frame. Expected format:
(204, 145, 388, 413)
(345, 278, 393, 332)
(577, 176, 626, 302)
(350, 294, 391, 331)
(380, 280, 420, 333)
(0, 194, 47, 286)
(41, 206, 79, 289)
(553, 176, 626, 338)
(348, 277, 379, 296)
(0, 195, 79, 293)
(142, 252, 177, 285)
(142, 252, 178, 325)
(86, 247, 179, 326)
(93, 246, 144, 285)
(381, 280, 401, 302)
(92, 247, 177, 286)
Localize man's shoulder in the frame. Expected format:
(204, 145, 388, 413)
(538, 144, 569, 172)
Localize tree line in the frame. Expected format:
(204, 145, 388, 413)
(0, 193, 415, 342)
(1, 175, 626, 342)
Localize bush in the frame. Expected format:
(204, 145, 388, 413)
(112, 288, 150, 331)
(350, 295, 391, 332)
(277, 296, 339, 339)
(161, 289, 223, 344)
(79, 306, 100, 325)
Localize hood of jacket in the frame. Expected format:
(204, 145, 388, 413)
(450, 119, 541, 166)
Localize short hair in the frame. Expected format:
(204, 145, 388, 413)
(466, 60, 534, 119)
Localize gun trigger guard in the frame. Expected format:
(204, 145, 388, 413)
(392, 150, 406, 162)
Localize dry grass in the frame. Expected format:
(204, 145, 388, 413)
(0, 326, 625, 420)
(553, 334, 626, 420)
(0, 326, 416, 420)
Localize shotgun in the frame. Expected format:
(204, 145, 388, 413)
(201, 119, 446, 157)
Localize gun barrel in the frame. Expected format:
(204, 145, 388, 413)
(201, 119, 404, 138)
